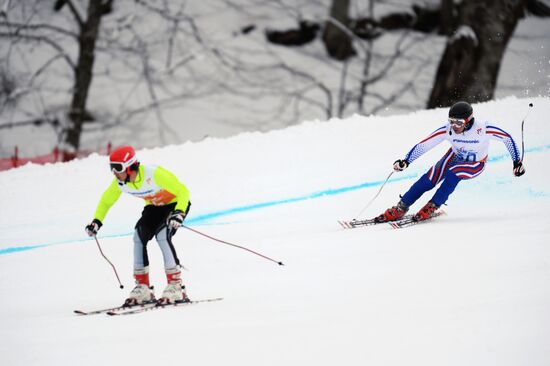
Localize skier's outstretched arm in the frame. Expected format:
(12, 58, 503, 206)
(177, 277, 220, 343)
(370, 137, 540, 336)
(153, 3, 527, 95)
(85, 180, 122, 236)
(486, 125, 525, 176)
(395, 125, 447, 171)
(93, 179, 123, 222)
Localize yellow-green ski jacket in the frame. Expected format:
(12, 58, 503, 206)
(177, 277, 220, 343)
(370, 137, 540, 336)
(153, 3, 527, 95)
(94, 164, 190, 222)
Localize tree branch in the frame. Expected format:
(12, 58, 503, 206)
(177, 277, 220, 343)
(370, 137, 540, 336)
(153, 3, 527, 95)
(65, 0, 84, 28)
(0, 21, 78, 39)
(0, 32, 76, 70)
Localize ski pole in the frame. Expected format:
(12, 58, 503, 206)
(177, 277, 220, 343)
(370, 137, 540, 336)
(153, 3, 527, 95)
(93, 235, 124, 289)
(520, 102, 533, 161)
(182, 224, 284, 266)
(354, 171, 394, 219)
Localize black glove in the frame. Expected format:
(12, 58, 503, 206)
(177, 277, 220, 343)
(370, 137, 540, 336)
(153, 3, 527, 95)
(513, 160, 525, 177)
(393, 159, 409, 172)
(167, 210, 186, 229)
(85, 219, 102, 237)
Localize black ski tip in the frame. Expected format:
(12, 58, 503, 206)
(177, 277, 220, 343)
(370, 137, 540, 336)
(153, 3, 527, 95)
(277, 261, 284, 266)
(74, 310, 87, 315)
(529, 102, 533, 107)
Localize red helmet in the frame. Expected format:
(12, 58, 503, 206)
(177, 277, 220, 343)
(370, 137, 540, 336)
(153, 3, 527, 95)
(109, 145, 139, 174)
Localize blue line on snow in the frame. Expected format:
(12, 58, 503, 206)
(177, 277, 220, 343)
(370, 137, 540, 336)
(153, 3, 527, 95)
(185, 173, 415, 224)
(0, 174, 416, 255)
(0, 244, 49, 255)
(2, 144, 549, 255)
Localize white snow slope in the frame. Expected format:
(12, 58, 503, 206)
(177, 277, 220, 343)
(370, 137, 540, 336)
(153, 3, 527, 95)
(1, 97, 549, 366)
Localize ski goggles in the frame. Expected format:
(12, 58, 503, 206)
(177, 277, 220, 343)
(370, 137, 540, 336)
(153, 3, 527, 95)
(448, 117, 467, 127)
(110, 159, 135, 173)
(110, 162, 127, 173)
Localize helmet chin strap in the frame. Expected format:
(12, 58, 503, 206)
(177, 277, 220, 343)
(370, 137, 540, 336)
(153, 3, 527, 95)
(116, 176, 126, 186)
(115, 171, 131, 186)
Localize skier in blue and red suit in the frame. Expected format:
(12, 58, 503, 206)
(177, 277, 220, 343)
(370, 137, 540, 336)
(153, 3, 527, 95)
(376, 101, 526, 222)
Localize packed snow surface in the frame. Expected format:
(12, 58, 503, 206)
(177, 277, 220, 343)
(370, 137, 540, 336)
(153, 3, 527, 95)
(1, 97, 549, 365)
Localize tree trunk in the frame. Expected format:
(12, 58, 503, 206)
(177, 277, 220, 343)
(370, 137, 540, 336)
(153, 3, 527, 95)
(439, 0, 454, 36)
(427, 0, 527, 109)
(322, 0, 356, 61)
(63, 0, 105, 161)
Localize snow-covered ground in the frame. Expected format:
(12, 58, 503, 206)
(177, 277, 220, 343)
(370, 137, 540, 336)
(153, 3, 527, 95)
(1, 97, 549, 365)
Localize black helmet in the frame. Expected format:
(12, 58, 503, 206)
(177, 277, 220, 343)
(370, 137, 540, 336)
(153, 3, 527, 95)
(449, 101, 473, 120)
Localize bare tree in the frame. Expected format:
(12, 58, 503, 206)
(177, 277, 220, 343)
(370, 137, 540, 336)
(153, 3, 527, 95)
(264, 0, 437, 118)
(0, 0, 443, 152)
(267, 0, 549, 112)
(0, 0, 113, 160)
(1, 0, 548, 157)
(0, 0, 217, 155)
(62, 0, 113, 160)
(428, 0, 529, 108)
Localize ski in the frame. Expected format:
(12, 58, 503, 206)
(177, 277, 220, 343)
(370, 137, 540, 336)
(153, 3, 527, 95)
(389, 210, 446, 229)
(338, 214, 414, 229)
(74, 301, 157, 316)
(106, 297, 223, 316)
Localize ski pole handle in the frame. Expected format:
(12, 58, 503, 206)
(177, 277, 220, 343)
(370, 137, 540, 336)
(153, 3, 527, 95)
(520, 102, 533, 161)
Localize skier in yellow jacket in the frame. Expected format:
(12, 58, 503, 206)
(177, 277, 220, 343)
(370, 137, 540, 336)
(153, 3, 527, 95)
(85, 145, 191, 306)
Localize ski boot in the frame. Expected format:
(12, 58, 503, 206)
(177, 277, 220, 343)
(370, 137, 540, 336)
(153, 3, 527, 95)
(374, 200, 409, 223)
(124, 267, 155, 307)
(412, 200, 439, 221)
(157, 266, 189, 305)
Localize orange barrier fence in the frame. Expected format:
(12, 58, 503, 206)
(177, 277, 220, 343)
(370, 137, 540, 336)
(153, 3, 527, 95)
(0, 143, 112, 172)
